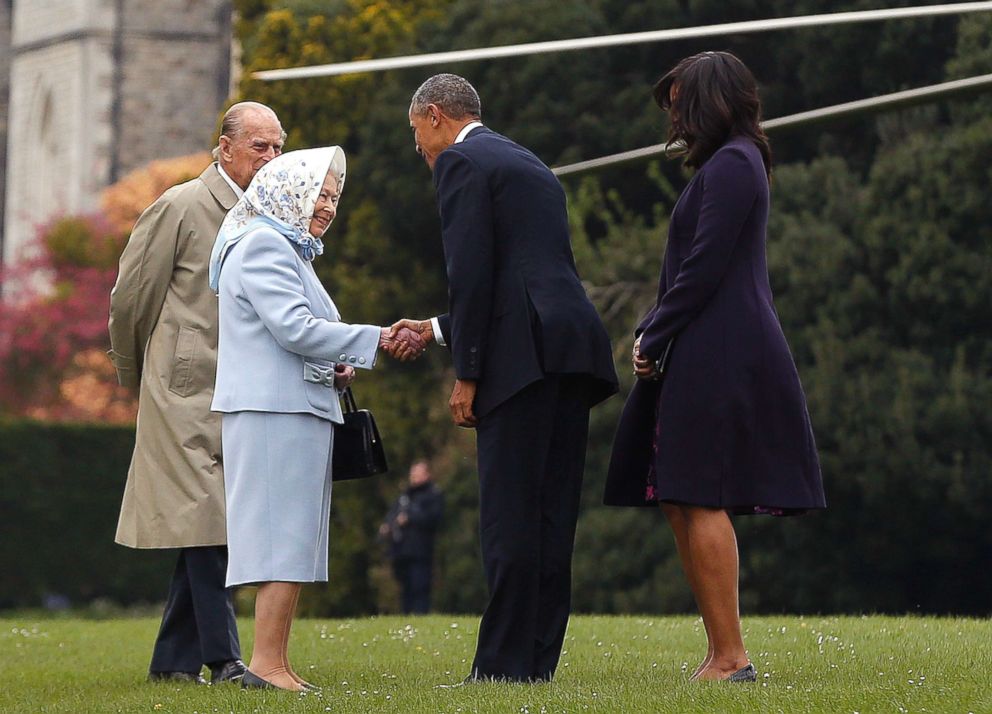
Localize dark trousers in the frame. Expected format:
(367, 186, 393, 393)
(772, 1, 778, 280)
(471, 375, 590, 682)
(393, 557, 433, 614)
(149, 546, 241, 674)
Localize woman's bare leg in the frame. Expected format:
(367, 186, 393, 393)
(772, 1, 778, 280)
(680, 506, 750, 680)
(661, 503, 713, 678)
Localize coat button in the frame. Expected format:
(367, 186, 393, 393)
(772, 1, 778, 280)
(358, 357, 366, 365)
(349, 356, 357, 363)
(339, 354, 347, 361)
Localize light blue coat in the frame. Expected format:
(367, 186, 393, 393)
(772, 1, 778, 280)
(211, 226, 380, 424)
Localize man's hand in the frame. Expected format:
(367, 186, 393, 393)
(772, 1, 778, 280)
(334, 364, 356, 389)
(632, 336, 657, 380)
(449, 378, 478, 428)
(390, 318, 434, 346)
(379, 326, 427, 361)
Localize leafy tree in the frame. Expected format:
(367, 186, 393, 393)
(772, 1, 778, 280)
(223, 0, 992, 616)
(0, 153, 212, 423)
(0, 216, 124, 417)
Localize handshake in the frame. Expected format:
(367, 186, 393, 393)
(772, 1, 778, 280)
(378, 319, 435, 361)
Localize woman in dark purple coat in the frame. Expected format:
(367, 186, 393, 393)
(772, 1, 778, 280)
(604, 52, 825, 682)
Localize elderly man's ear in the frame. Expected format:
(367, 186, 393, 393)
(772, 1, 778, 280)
(217, 135, 234, 162)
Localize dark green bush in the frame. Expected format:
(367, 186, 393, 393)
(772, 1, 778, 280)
(0, 420, 173, 609)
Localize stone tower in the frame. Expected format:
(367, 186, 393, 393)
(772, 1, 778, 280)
(2, 0, 233, 264)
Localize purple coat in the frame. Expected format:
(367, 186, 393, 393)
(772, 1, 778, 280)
(604, 137, 825, 513)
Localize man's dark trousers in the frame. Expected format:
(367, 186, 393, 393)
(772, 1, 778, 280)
(471, 375, 590, 682)
(393, 558, 434, 614)
(149, 546, 240, 674)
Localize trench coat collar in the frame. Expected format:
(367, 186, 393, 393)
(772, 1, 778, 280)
(200, 163, 239, 211)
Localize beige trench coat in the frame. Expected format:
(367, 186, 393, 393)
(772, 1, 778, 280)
(109, 164, 237, 548)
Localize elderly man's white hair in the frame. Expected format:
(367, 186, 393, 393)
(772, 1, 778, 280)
(410, 73, 482, 120)
(211, 102, 285, 161)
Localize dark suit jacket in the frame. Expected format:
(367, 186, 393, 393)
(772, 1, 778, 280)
(432, 127, 617, 417)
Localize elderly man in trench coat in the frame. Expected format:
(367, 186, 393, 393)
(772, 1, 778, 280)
(109, 102, 284, 685)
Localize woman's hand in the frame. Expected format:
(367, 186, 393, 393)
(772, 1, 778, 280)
(334, 364, 356, 389)
(632, 336, 657, 380)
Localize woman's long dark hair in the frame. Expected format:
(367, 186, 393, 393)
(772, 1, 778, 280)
(654, 51, 772, 176)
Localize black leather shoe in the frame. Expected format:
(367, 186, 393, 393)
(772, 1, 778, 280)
(148, 671, 207, 685)
(240, 670, 276, 690)
(726, 663, 758, 682)
(210, 659, 247, 684)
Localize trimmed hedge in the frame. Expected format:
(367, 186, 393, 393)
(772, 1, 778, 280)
(0, 419, 391, 614)
(0, 420, 177, 609)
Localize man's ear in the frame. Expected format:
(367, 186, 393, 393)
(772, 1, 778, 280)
(427, 104, 441, 127)
(218, 135, 233, 161)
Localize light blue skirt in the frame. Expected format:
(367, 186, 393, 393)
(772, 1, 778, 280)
(222, 411, 334, 587)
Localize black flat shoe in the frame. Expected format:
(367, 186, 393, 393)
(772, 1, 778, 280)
(211, 659, 247, 684)
(240, 670, 276, 690)
(148, 671, 207, 685)
(726, 663, 757, 682)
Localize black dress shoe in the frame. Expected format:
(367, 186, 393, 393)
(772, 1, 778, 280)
(240, 670, 276, 690)
(210, 659, 247, 684)
(726, 663, 758, 682)
(148, 671, 207, 685)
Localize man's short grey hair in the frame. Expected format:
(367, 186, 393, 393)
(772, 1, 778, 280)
(410, 74, 482, 120)
(211, 102, 285, 161)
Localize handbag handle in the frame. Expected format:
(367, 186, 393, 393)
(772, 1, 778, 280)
(340, 386, 358, 414)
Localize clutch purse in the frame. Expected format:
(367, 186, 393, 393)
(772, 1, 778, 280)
(652, 338, 675, 381)
(331, 387, 388, 481)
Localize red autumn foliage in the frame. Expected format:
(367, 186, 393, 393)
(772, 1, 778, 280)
(0, 152, 212, 423)
(0, 214, 135, 421)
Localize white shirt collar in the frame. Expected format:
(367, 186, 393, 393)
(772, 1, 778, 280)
(217, 163, 244, 198)
(454, 121, 484, 144)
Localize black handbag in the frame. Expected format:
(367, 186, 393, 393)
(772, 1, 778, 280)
(331, 387, 388, 481)
(653, 338, 675, 380)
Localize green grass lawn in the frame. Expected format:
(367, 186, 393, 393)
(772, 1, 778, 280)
(1, 614, 989, 713)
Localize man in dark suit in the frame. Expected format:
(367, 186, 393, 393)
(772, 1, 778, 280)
(394, 73, 618, 683)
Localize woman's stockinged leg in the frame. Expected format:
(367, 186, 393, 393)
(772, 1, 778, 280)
(680, 506, 750, 680)
(283, 585, 314, 687)
(281, 585, 298, 681)
(249, 581, 305, 691)
(661, 503, 713, 678)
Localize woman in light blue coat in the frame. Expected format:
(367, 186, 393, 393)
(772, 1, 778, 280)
(209, 146, 421, 691)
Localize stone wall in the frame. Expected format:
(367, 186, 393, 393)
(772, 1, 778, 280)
(3, 0, 115, 262)
(116, 0, 231, 177)
(2, 0, 232, 263)
(0, 0, 11, 260)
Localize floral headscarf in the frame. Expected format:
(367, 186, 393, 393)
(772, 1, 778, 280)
(209, 146, 346, 292)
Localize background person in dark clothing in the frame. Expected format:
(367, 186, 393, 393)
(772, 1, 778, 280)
(380, 460, 444, 614)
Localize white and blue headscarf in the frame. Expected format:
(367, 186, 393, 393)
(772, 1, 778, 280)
(209, 146, 346, 292)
